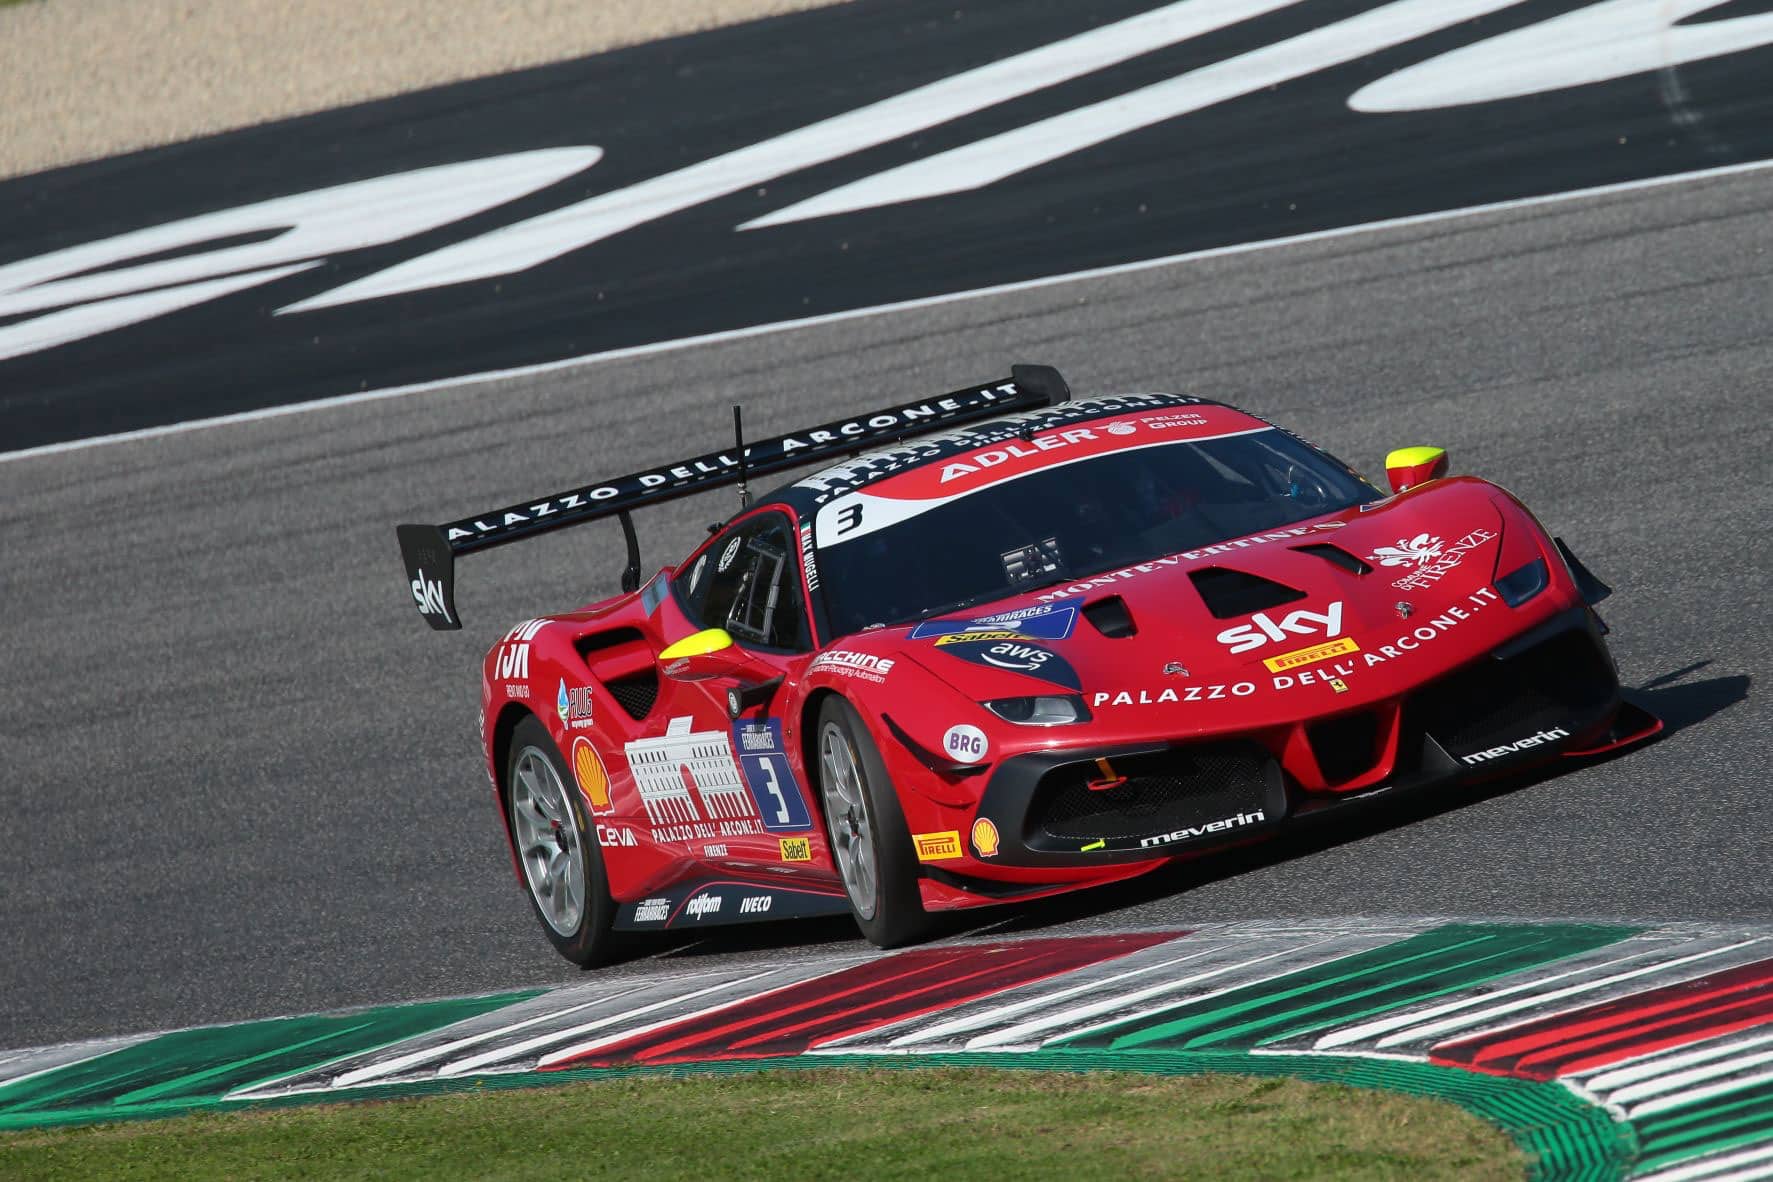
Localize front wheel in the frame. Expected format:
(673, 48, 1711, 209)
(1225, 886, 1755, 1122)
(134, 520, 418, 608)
(816, 697, 931, 948)
(506, 715, 618, 966)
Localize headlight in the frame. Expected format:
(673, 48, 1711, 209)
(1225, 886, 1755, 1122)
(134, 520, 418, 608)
(983, 695, 1091, 725)
(1495, 557, 1549, 606)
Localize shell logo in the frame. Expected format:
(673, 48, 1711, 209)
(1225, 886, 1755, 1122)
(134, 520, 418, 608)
(570, 736, 612, 812)
(971, 817, 1000, 858)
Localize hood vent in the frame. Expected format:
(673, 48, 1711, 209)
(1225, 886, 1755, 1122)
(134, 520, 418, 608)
(1292, 543, 1372, 576)
(1188, 567, 1306, 620)
(1083, 595, 1137, 638)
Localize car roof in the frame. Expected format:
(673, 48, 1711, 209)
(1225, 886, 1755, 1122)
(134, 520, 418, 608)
(758, 392, 1263, 518)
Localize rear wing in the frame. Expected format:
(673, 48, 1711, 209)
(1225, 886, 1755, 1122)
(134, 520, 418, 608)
(397, 364, 1069, 630)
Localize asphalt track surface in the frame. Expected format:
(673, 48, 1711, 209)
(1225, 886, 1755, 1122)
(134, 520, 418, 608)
(7, 0, 1773, 450)
(2, 164, 1768, 1050)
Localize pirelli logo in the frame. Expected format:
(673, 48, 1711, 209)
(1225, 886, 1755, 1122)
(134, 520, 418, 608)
(1263, 636, 1359, 673)
(913, 830, 963, 862)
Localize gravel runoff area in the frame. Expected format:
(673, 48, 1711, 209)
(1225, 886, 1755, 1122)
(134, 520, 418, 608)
(0, 0, 849, 180)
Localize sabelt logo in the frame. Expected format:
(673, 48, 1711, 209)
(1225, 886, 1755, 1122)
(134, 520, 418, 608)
(410, 569, 449, 621)
(685, 892, 722, 920)
(779, 837, 812, 862)
(1263, 637, 1360, 673)
(1217, 602, 1344, 655)
(913, 831, 963, 862)
(933, 630, 1023, 646)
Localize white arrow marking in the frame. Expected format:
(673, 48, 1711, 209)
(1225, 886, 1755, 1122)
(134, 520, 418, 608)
(1349, 0, 1773, 112)
(281, 0, 1304, 310)
(741, 0, 1529, 227)
(0, 148, 602, 361)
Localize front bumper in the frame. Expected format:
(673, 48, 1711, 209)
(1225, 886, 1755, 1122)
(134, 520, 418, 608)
(965, 606, 1642, 872)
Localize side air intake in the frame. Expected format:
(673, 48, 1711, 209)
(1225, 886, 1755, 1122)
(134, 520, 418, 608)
(575, 627, 661, 721)
(1083, 595, 1137, 638)
(1188, 567, 1306, 620)
(1292, 543, 1372, 576)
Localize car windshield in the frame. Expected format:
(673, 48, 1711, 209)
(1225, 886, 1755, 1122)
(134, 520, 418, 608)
(815, 426, 1380, 636)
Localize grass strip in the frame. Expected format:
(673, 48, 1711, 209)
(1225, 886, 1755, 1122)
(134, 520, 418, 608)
(0, 1067, 1521, 1181)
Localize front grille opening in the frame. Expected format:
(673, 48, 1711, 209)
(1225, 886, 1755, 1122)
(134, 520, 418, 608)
(1083, 595, 1137, 638)
(1031, 743, 1272, 842)
(1306, 711, 1380, 784)
(1292, 543, 1372, 576)
(1189, 567, 1306, 620)
(604, 671, 659, 720)
(1409, 629, 1615, 754)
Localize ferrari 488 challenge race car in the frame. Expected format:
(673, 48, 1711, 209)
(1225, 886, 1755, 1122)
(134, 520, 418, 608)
(398, 366, 1661, 964)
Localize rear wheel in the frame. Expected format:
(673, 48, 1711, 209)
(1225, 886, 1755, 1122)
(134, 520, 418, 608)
(506, 715, 617, 966)
(816, 697, 931, 948)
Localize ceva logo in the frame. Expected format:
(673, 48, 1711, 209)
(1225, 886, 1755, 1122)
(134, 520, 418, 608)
(1216, 601, 1343, 655)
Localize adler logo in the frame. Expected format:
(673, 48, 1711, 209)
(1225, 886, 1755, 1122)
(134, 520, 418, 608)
(1217, 602, 1344, 655)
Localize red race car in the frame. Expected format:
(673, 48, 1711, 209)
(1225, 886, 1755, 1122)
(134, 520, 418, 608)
(397, 366, 1660, 964)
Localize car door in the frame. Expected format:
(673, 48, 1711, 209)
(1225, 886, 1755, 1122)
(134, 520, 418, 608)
(640, 510, 819, 869)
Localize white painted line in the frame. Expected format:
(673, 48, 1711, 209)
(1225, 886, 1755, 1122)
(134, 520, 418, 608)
(325, 988, 638, 1090)
(528, 992, 773, 1070)
(971, 934, 1366, 1050)
(1582, 1030, 1773, 1092)
(1331, 938, 1763, 1051)
(1627, 1065, 1773, 1119)
(1631, 1142, 1773, 1182)
(442, 969, 781, 1076)
(1612, 1046, 1773, 1108)
(291, 0, 1309, 306)
(872, 940, 1218, 1048)
(1314, 939, 1671, 1049)
(5, 153, 1773, 467)
(750, 0, 1529, 224)
(0, 1035, 153, 1094)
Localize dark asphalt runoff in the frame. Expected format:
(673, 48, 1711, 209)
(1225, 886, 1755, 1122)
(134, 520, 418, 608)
(1, 163, 1768, 1049)
(4, 0, 1770, 450)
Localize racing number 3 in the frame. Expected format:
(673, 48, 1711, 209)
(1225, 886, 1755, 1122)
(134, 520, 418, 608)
(756, 756, 793, 826)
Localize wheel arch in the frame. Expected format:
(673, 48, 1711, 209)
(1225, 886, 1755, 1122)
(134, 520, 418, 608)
(489, 700, 539, 876)
(798, 687, 842, 822)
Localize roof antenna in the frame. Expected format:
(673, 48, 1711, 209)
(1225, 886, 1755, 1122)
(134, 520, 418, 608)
(733, 405, 752, 510)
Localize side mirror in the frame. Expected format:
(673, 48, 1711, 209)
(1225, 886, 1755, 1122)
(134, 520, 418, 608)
(658, 628, 776, 684)
(1384, 446, 1449, 493)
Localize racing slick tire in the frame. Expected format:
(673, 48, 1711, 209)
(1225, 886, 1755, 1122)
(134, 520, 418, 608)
(816, 696, 932, 948)
(505, 715, 618, 966)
